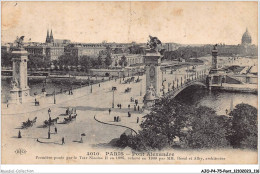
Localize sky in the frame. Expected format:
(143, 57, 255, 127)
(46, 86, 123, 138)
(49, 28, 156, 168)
(1, 1, 258, 45)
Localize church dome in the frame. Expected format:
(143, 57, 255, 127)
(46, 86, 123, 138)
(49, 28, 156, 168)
(241, 28, 252, 45)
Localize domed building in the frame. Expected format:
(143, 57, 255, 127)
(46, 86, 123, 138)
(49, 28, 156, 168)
(241, 28, 252, 45)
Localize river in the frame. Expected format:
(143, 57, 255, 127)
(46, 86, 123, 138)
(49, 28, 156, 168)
(175, 86, 257, 115)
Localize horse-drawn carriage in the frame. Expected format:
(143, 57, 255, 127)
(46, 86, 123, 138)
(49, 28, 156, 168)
(35, 100, 40, 106)
(21, 117, 37, 129)
(125, 87, 131, 93)
(112, 86, 117, 91)
(63, 113, 77, 123)
(43, 117, 59, 126)
(135, 78, 142, 83)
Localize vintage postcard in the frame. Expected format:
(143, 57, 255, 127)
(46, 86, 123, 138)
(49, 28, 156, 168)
(1, 1, 258, 167)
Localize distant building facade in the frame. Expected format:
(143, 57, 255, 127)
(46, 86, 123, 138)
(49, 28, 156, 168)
(111, 54, 144, 67)
(65, 43, 106, 58)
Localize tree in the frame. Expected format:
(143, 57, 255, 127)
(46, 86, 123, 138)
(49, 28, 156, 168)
(79, 56, 92, 72)
(95, 56, 103, 68)
(125, 97, 231, 151)
(229, 104, 257, 149)
(1, 51, 13, 67)
(119, 55, 127, 67)
(28, 54, 45, 70)
(104, 55, 112, 67)
(183, 106, 229, 149)
(128, 97, 194, 151)
(127, 130, 169, 151)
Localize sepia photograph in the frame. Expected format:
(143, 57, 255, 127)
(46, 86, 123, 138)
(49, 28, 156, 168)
(0, 1, 258, 172)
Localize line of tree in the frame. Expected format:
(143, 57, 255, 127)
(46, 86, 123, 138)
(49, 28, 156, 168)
(163, 45, 212, 61)
(116, 97, 257, 151)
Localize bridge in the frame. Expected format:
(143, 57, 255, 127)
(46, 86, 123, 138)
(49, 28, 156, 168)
(162, 67, 210, 99)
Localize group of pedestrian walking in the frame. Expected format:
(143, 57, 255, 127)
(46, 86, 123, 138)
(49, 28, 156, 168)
(114, 116, 120, 122)
(134, 105, 140, 111)
(117, 104, 122, 109)
(68, 89, 73, 95)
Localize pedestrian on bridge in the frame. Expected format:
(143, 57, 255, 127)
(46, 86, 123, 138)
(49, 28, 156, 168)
(137, 105, 140, 111)
(108, 108, 111, 115)
(55, 127, 57, 134)
(128, 104, 130, 109)
(137, 117, 139, 123)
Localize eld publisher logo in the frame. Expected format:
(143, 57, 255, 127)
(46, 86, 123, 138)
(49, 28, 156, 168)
(15, 148, 27, 155)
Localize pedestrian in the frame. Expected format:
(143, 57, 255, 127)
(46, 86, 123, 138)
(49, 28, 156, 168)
(137, 117, 139, 123)
(114, 116, 116, 122)
(48, 108, 51, 115)
(117, 104, 119, 108)
(134, 105, 136, 111)
(138, 105, 140, 111)
(128, 112, 131, 117)
(18, 130, 22, 138)
(6, 100, 8, 108)
(116, 116, 119, 122)
(109, 108, 111, 115)
(128, 104, 130, 109)
(119, 104, 122, 109)
(62, 137, 65, 145)
(55, 127, 57, 134)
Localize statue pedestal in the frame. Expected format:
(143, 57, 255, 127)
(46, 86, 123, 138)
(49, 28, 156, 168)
(9, 88, 20, 105)
(9, 87, 30, 105)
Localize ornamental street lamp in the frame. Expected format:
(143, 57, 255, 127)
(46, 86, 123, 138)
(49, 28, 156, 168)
(54, 87, 56, 104)
(112, 87, 116, 108)
(47, 108, 51, 139)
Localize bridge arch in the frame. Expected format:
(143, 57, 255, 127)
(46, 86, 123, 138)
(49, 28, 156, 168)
(166, 81, 207, 99)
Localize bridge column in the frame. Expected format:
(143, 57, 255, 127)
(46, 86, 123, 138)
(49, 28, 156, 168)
(172, 81, 175, 90)
(9, 47, 30, 105)
(143, 47, 162, 109)
(177, 79, 179, 89)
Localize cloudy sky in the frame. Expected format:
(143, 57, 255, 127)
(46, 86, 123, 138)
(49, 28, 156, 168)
(1, 1, 258, 45)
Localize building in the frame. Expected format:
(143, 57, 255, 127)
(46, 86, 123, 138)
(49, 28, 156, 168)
(111, 54, 144, 67)
(23, 30, 67, 60)
(241, 28, 252, 45)
(45, 29, 54, 44)
(65, 43, 107, 58)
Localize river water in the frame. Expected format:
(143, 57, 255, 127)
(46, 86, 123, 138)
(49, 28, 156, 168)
(175, 86, 257, 115)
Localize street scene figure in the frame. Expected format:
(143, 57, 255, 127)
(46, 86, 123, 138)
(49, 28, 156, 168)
(62, 137, 65, 145)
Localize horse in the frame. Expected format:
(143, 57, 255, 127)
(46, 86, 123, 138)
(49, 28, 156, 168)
(32, 117, 37, 125)
(51, 117, 59, 123)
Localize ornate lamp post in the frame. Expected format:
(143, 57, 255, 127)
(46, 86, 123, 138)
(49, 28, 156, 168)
(54, 87, 56, 104)
(112, 87, 116, 108)
(47, 108, 51, 139)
